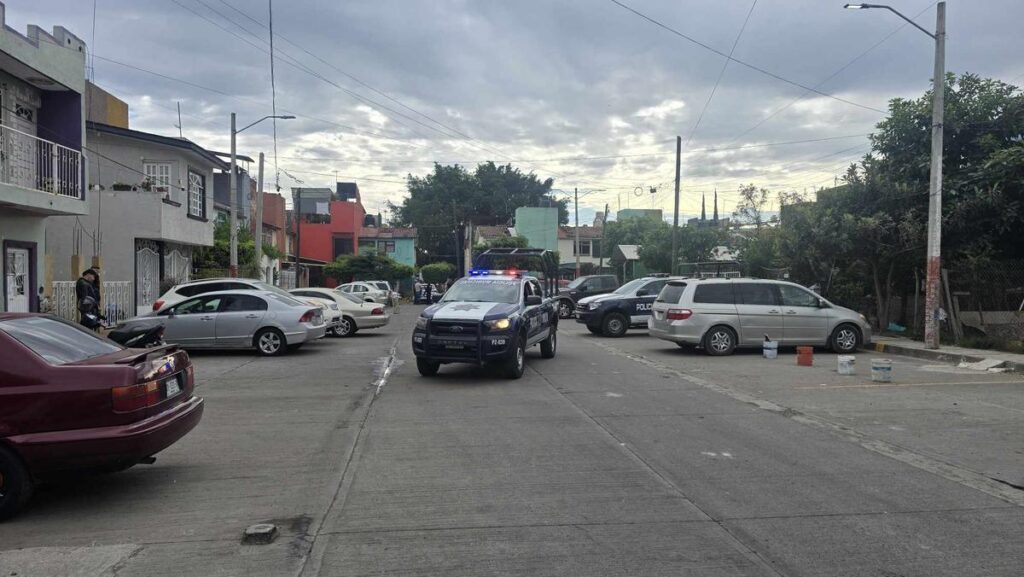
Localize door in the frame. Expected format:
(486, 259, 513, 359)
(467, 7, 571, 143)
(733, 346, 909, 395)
(630, 279, 667, 324)
(779, 284, 830, 345)
(4, 247, 30, 312)
(135, 240, 161, 315)
(215, 294, 268, 347)
(734, 282, 783, 346)
(160, 295, 223, 347)
(523, 279, 549, 345)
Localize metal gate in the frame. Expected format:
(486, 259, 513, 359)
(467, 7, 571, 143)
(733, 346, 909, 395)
(51, 280, 133, 324)
(135, 240, 161, 315)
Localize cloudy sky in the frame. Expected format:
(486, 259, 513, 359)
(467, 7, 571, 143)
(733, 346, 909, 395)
(9, 0, 1023, 223)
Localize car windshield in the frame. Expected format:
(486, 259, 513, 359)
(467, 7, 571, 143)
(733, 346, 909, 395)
(567, 276, 589, 289)
(612, 279, 647, 295)
(440, 279, 520, 304)
(0, 316, 122, 364)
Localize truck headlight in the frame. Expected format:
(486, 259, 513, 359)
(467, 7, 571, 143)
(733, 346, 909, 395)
(484, 318, 511, 331)
(415, 316, 429, 330)
(587, 302, 601, 310)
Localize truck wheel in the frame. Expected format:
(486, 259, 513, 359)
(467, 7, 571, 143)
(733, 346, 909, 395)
(586, 326, 602, 335)
(601, 312, 628, 338)
(557, 300, 574, 319)
(503, 339, 526, 379)
(417, 358, 440, 377)
(540, 328, 557, 359)
(0, 445, 33, 521)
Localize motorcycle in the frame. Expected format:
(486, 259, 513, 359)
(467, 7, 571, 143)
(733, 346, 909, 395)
(79, 297, 165, 348)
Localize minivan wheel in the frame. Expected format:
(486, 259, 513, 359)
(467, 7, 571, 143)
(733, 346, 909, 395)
(602, 312, 629, 338)
(0, 445, 33, 521)
(831, 324, 861, 353)
(254, 328, 286, 356)
(703, 326, 737, 356)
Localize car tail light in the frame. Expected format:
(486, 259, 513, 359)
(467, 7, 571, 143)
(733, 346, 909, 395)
(152, 299, 165, 311)
(185, 364, 194, 386)
(112, 380, 161, 412)
(371, 307, 385, 315)
(666, 308, 693, 320)
(299, 309, 317, 323)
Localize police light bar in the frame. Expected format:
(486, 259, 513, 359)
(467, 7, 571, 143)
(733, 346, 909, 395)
(469, 269, 522, 277)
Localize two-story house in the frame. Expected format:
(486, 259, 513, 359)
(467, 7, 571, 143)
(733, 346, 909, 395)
(48, 101, 226, 314)
(358, 227, 417, 267)
(0, 5, 87, 312)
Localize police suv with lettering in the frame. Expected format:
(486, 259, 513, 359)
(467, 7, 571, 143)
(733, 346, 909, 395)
(575, 275, 679, 337)
(412, 269, 558, 379)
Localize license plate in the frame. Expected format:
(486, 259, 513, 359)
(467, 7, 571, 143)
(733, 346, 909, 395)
(165, 376, 181, 398)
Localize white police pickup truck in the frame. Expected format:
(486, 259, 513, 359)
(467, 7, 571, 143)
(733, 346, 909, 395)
(412, 269, 558, 379)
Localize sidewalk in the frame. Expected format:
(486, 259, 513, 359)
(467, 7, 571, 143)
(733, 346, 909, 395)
(871, 336, 1024, 373)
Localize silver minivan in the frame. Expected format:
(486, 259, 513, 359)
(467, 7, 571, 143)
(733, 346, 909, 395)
(648, 278, 871, 355)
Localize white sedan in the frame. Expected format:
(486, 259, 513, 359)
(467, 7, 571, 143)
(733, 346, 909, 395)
(290, 287, 390, 337)
(335, 281, 389, 304)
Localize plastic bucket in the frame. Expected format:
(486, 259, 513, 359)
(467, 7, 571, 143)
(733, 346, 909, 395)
(763, 340, 778, 359)
(837, 355, 856, 375)
(796, 346, 814, 366)
(870, 359, 892, 382)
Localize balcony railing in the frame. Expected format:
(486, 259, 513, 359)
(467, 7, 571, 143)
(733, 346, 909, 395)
(0, 124, 82, 199)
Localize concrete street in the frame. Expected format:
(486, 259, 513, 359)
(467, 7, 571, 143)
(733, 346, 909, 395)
(1, 307, 1022, 576)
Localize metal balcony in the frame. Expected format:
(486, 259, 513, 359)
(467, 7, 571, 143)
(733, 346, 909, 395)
(0, 124, 82, 199)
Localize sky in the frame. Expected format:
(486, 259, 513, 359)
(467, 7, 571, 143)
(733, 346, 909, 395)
(8, 0, 1023, 225)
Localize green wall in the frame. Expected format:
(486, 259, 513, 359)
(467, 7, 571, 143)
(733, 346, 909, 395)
(514, 207, 559, 251)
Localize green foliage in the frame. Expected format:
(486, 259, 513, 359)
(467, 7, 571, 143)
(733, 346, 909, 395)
(262, 243, 283, 260)
(325, 253, 415, 285)
(602, 216, 728, 273)
(389, 162, 568, 263)
(420, 262, 456, 284)
(193, 220, 258, 275)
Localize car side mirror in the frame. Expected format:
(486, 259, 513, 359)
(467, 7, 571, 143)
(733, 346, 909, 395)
(430, 294, 443, 303)
(525, 295, 543, 306)
(818, 298, 830, 308)
(636, 289, 649, 297)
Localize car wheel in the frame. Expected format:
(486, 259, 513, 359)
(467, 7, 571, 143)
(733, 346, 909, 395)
(558, 300, 574, 319)
(540, 327, 557, 359)
(831, 324, 861, 353)
(503, 338, 526, 379)
(0, 445, 33, 521)
(601, 312, 628, 338)
(254, 328, 286, 356)
(336, 316, 356, 338)
(417, 358, 440, 377)
(703, 326, 737, 356)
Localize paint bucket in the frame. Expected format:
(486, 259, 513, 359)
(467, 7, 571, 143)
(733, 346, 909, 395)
(871, 358, 893, 382)
(837, 355, 856, 375)
(796, 346, 814, 367)
(763, 339, 778, 359)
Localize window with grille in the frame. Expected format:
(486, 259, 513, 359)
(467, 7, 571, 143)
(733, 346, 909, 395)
(144, 162, 172, 199)
(188, 169, 205, 218)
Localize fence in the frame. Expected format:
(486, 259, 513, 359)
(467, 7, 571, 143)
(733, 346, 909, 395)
(949, 261, 1024, 343)
(50, 281, 133, 324)
(0, 124, 82, 199)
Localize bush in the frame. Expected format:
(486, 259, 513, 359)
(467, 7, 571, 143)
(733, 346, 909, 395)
(420, 262, 455, 284)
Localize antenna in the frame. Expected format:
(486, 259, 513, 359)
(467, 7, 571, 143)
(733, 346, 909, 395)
(174, 101, 183, 138)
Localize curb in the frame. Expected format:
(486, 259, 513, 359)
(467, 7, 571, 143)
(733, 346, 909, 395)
(868, 341, 1022, 373)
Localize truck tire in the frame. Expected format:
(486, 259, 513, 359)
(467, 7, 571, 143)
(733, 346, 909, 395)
(503, 339, 526, 379)
(557, 299, 574, 319)
(417, 358, 440, 377)
(540, 327, 557, 359)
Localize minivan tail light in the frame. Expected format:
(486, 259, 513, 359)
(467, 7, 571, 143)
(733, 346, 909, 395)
(152, 299, 165, 311)
(667, 308, 693, 320)
(112, 380, 161, 412)
(299, 309, 317, 323)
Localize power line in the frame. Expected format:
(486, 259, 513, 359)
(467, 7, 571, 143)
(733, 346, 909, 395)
(268, 0, 280, 191)
(607, 0, 886, 114)
(684, 0, 758, 147)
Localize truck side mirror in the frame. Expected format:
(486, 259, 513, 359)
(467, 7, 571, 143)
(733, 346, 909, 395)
(525, 295, 543, 306)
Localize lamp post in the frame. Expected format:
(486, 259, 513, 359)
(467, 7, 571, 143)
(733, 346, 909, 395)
(844, 2, 945, 349)
(229, 113, 294, 277)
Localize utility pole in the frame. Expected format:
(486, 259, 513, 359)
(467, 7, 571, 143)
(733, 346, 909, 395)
(254, 152, 265, 282)
(229, 112, 238, 277)
(670, 136, 681, 276)
(924, 2, 946, 349)
(598, 202, 609, 272)
(293, 187, 301, 287)
(574, 187, 580, 278)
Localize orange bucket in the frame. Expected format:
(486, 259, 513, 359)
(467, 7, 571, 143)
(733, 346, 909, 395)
(796, 346, 814, 366)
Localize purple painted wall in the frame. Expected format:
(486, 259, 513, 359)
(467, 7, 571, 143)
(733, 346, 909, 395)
(38, 90, 82, 150)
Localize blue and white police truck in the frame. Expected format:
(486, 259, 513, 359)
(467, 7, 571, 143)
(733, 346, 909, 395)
(575, 275, 679, 337)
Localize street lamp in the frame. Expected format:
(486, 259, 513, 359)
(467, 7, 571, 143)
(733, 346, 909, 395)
(844, 2, 945, 349)
(229, 113, 295, 277)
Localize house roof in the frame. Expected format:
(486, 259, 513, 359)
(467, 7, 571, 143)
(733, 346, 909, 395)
(87, 122, 228, 169)
(360, 227, 417, 239)
(558, 225, 603, 240)
(476, 225, 511, 240)
(617, 244, 641, 260)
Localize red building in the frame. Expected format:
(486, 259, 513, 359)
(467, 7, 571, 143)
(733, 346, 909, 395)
(294, 184, 366, 285)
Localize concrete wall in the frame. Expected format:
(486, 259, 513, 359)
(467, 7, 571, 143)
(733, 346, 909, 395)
(0, 209, 44, 312)
(86, 81, 128, 128)
(514, 207, 559, 252)
(297, 200, 366, 263)
(557, 238, 601, 267)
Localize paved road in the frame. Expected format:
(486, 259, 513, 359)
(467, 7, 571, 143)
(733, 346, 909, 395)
(2, 308, 1022, 576)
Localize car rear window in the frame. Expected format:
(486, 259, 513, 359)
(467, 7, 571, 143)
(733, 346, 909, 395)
(693, 283, 736, 304)
(656, 282, 687, 303)
(268, 293, 306, 307)
(177, 283, 221, 297)
(0, 317, 123, 364)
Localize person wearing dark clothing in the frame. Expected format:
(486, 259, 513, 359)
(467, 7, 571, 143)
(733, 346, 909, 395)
(75, 269, 100, 304)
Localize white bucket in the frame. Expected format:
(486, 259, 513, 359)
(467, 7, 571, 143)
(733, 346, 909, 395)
(763, 340, 778, 359)
(870, 358, 892, 382)
(837, 355, 856, 375)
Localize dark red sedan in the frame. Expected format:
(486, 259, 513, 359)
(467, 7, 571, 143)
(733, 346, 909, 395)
(0, 313, 204, 520)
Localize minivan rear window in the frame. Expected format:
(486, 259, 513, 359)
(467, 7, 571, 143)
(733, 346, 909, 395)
(656, 282, 687, 303)
(693, 283, 735, 304)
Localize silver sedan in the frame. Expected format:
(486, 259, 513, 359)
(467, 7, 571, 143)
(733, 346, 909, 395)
(290, 287, 391, 337)
(116, 290, 327, 356)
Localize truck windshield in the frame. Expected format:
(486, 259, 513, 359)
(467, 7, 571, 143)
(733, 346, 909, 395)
(440, 280, 520, 304)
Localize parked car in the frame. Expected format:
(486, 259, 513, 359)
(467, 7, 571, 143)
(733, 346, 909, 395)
(576, 276, 679, 337)
(151, 278, 298, 312)
(648, 278, 872, 355)
(289, 288, 390, 337)
(335, 281, 389, 303)
(365, 280, 400, 303)
(0, 313, 204, 520)
(555, 274, 620, 319)
(117, 291, 326, 356)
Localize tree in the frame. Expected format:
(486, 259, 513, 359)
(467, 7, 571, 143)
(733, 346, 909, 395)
(193, 220, 259, 278)
(325, 254, 415, 285)
(420, 262, 455, 284)
(390, 162, 568, 264)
